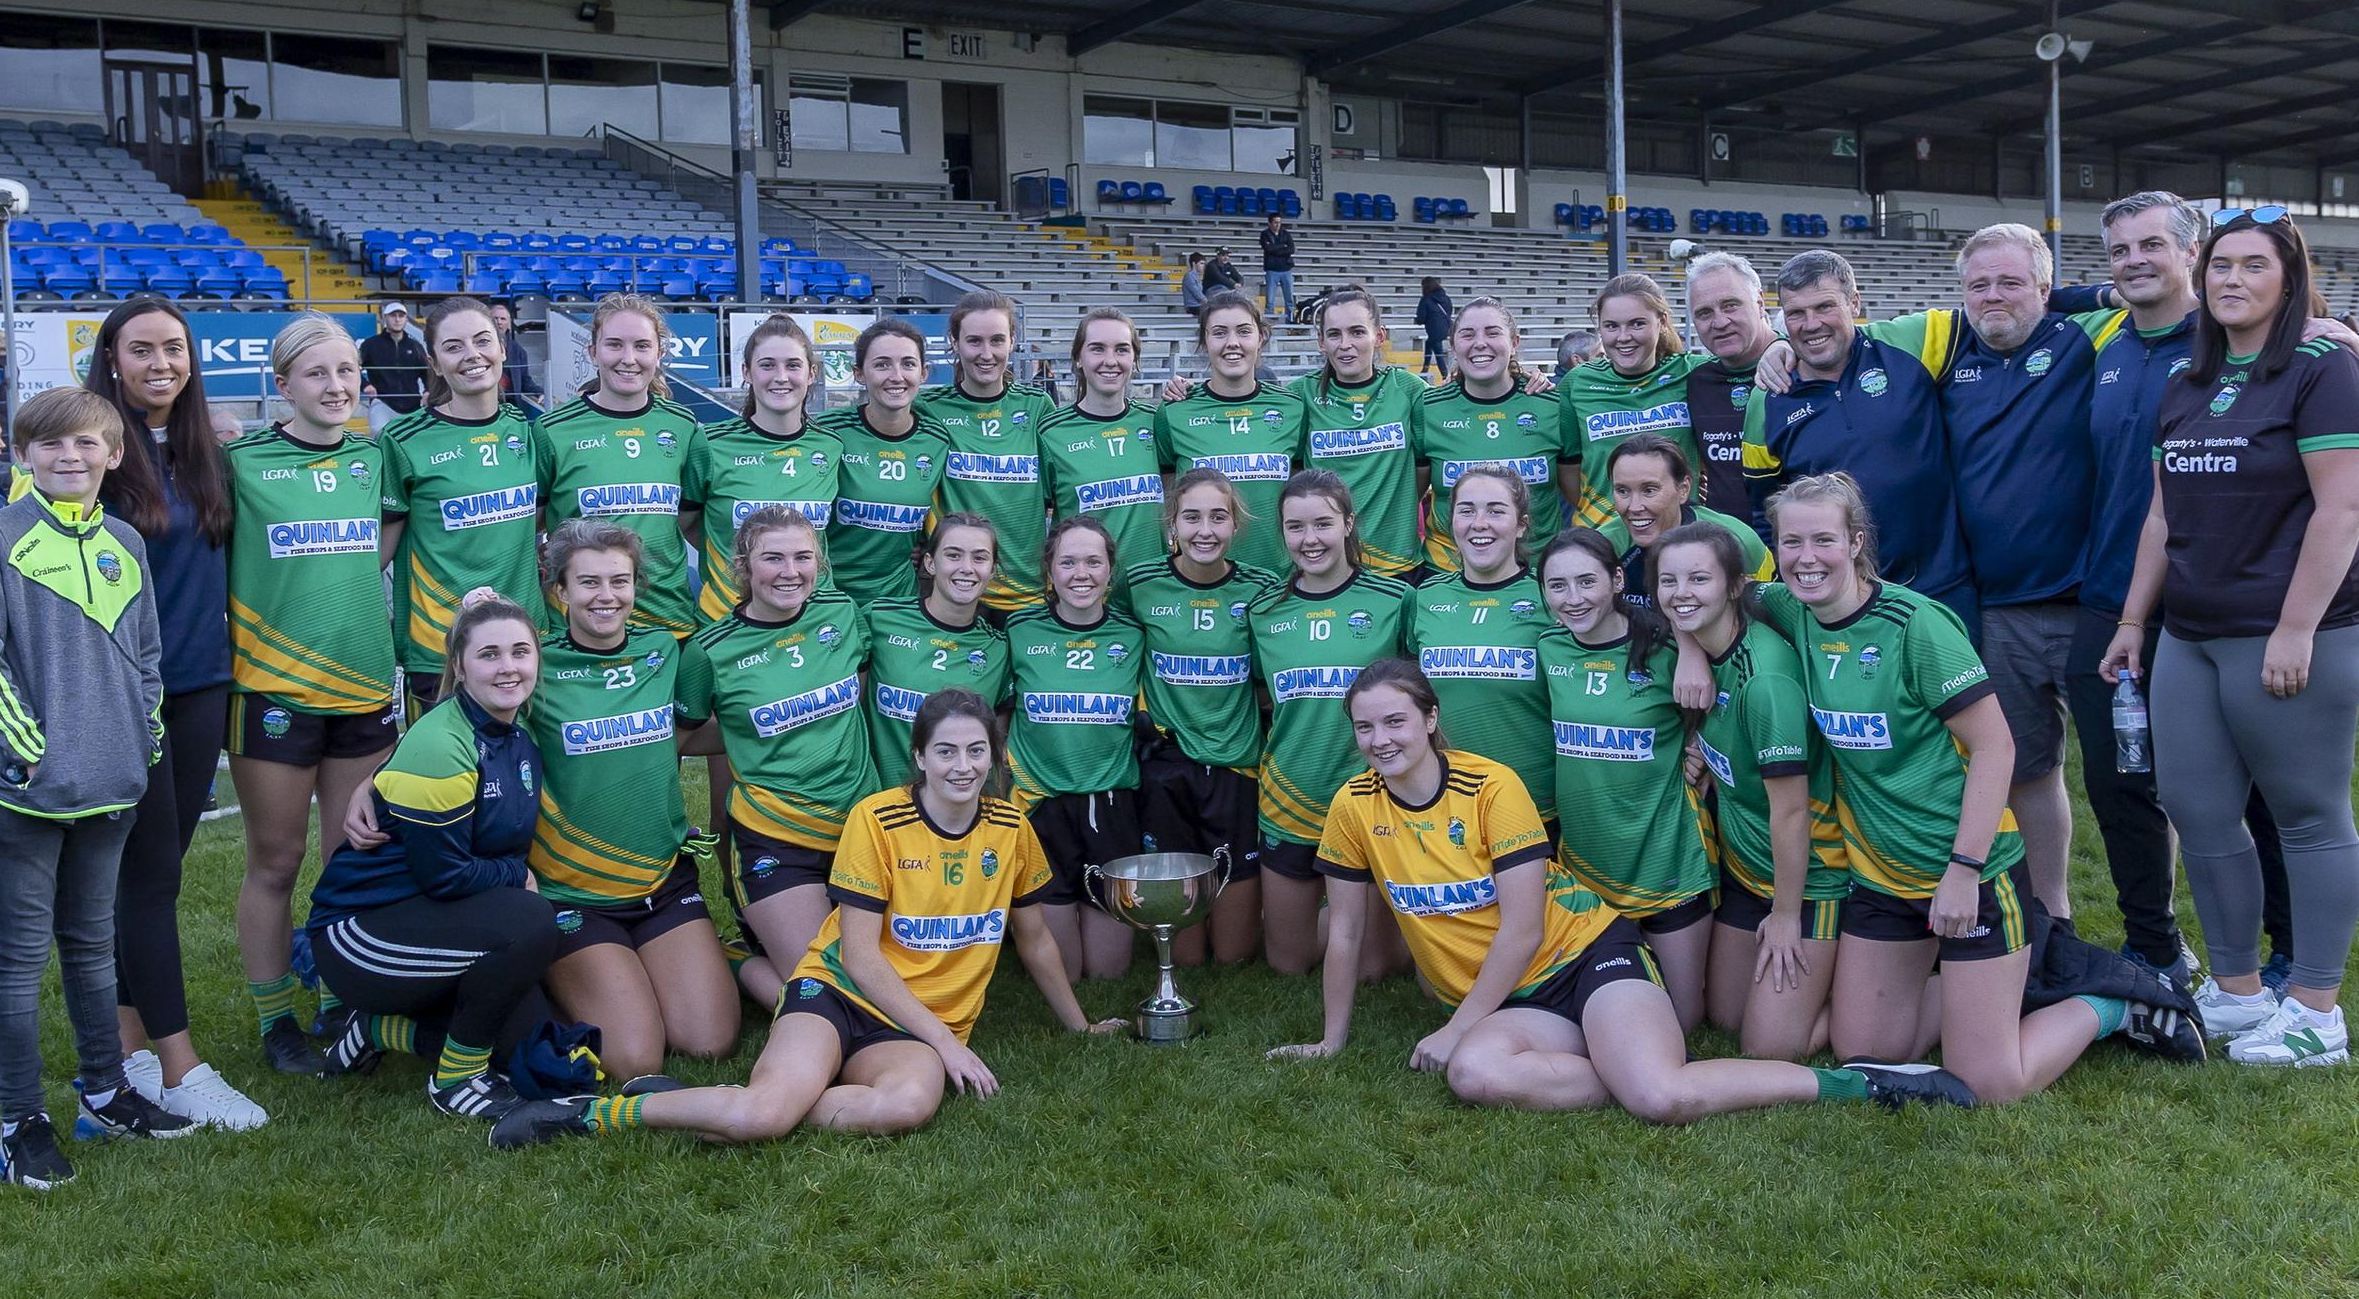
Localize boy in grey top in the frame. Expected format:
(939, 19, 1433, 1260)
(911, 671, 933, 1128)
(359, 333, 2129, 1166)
(0, 387, 192, 1190)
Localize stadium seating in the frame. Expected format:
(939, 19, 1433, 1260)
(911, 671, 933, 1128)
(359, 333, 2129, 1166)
(2, 122, 286, 304)
(229, 133, 874, 304)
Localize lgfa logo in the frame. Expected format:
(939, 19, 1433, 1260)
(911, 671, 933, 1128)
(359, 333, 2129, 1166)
(2024, 348, 2054, 378)
(1729, 384, 1750, 408)
(2210, 384, 2241, 417)
(1858, 368, 1889, 397)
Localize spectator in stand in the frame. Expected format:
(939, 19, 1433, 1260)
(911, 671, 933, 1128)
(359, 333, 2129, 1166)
(1260, 214, 1298, 321)
(207, 406, 246, 445)
(1206, 248, 1245, 294)
(358, 302, 429, 418)
(1556, 330, 1600, 373)
(1182, 254, 1208, 318)
(489, 301, 539, 400)
(1415, 277, 1453, 377)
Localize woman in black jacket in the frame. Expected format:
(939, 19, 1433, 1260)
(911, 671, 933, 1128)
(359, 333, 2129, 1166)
(1415, 277, 1453, 377)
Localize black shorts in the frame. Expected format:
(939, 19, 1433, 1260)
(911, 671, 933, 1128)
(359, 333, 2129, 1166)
(1138, 743, 1263, 882)
(1635, 889, 1716, 937)
(1713, 873, 1844, 941)
(226, 693, 396, 766)
(1260, 838, 1322, 882)
(776, 976, 917, 1060)
(730, 824, 833, 907)
(405, 671, 444, 717)
(1840, 862, 2032, 962)
(1027, 789, 1144, 909)
(551, 853, 713, 958)
(1510, 918, 1662, 1027)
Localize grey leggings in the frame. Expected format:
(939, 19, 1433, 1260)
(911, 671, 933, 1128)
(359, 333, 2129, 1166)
(2153, 625, 2359, 989)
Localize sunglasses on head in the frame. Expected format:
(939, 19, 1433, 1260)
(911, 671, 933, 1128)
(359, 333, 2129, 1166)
(2212, 205, 2289, 227)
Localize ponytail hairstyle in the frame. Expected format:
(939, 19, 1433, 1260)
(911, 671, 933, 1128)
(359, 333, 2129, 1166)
(1654, 520, 1754, 638)
(1197, 290, 1267, 351)
(1164, 466, 1250, 549)
(1041, 513, 1119, 593)
(437, 594, 539, 703)
(1343, 657, 1448, 755)
(88, 296, 233, 543)
(1450, 295, 1528, 388)
(1277, 468, 1363, 573)
(948, 290, 1020, 390)
(1313, 285, 1388, 401)
(907, 686, 1006, 795)
(1591, 273, 1684, 371)
(854, 316, 929, 372)
(729, 506, 825, 602)
(589, 292, 673, 399)
(1538, 526, 1673, 674)
(1447, 462, 1533, 569)
(421, 295, 503, 409)
(267, 311, 357, 381)
(1765, 471, 1881, 588)
(736, 313, 817, 421)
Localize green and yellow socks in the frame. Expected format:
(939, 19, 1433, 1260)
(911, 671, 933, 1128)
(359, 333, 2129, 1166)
(250, 975, 300, 1036)
(584, 1095, 644, 1134)
(434, 1040, 494, 1090)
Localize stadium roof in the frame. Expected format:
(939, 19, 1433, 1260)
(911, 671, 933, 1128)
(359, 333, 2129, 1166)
(776, 0, 2359, 167)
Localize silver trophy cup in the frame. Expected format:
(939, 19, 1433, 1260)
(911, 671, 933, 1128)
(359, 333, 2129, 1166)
(1087, 849, 1231, 1043)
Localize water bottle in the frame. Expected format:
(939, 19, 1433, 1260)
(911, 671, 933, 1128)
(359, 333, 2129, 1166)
(2113, 671, 2152, 774)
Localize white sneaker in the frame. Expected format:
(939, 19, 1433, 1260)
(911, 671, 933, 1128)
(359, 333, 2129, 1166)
(158, 1063, 270, 1131)
(2227, 1000, 2350, 1068)
(2193, 977, 2278, 1040)
(123, 1049, 164, 1104)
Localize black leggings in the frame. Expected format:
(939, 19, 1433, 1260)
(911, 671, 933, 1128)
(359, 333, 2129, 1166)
(311, 888, 560, 1057)
(115, 684, 229, 1037)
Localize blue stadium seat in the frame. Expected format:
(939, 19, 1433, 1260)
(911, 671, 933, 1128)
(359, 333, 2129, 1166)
(1119, 180, 1146, 205)
(1413, 197, 1435, 223)
(1372, 194, 1396, 221)
(1098, 179, 1121, 206)
(1334, 194, 1356, 221)
(9, 219, 44, 242)
(1237, 189, 1261, 216)
(1048, 177, 1071, 211)
(1193, 185, 1217, 215)
(1214, 186, 1238, 215)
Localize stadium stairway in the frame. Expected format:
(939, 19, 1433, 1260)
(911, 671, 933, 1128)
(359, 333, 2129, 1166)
(191, 196, 371, 302)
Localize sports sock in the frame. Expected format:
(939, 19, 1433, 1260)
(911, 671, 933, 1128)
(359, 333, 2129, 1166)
(433, 1040, 494, 1090)
(81, 1088, 117, 1112)
(1811, 1067, 1869, 1103)
(583, 1095, 643, 1133)
(0, 1117, 18, 1139)
(250, 975, 299, 1035)
(366, 1014, 419, 1055)
(2076, 994, 2129, 1037)
(720, 935, 754, 976)
(317, 989, 344, 1019)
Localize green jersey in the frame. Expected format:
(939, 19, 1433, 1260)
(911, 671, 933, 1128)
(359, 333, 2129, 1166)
(1537, 625, 1711, 916)
(1248, 570, 1412, 844)
(1755, 581, 2022, 898)
(862, 597, 1011, 788)
(1004, 605, 1147, 801)
(1122, 558, 1279, 769)
(1037, 403, 1166, 573)
(917, 381, 1056, 613)
(677, 590, 873, 851)
(523, 628, 690, 906)
(1557, 353, 1709, 529)
(224, 427, 394, 715)
(1153, 384, 1309, 575)
(377, 402, 541, 674)
(533, 395, 703, 638)
(1291, 368, 1426, 578)
(1414, 379, 1568, 571)
(1403, 568, 1556, 820)
(1697, 619, 1850, 902)
(684, 417, 843, 622)
(820, 406, 950, 604)
(1598, 502, 1773, 611)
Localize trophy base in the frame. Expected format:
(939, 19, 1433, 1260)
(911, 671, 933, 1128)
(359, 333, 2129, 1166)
(1132, 1002, 1203, 1045)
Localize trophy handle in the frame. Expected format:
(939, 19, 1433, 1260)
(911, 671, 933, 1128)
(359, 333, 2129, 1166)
(1208, 846, 1233, 901)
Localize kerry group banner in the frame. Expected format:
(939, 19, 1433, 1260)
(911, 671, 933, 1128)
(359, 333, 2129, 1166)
(190, 311, 373, 400)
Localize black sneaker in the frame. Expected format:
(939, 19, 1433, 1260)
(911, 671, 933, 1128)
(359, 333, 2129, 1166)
(1841, 1059, 1978, 1110)
(3, 1115, 74, 1189)
(317, 1010, 382, 1077)
(427, 1072, 526, 1121)
(76, 1085, 200, 1140)
(489, 1098, 593, 1151)
(619, 1074, 687, 1098)
(263, 1019, 329, 1076)
(2123, 977, 2208, 1063)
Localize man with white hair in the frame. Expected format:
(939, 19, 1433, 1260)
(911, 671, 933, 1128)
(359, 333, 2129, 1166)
(1682, 251, 1777, 514)
(1936, 222, 2122, 928)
